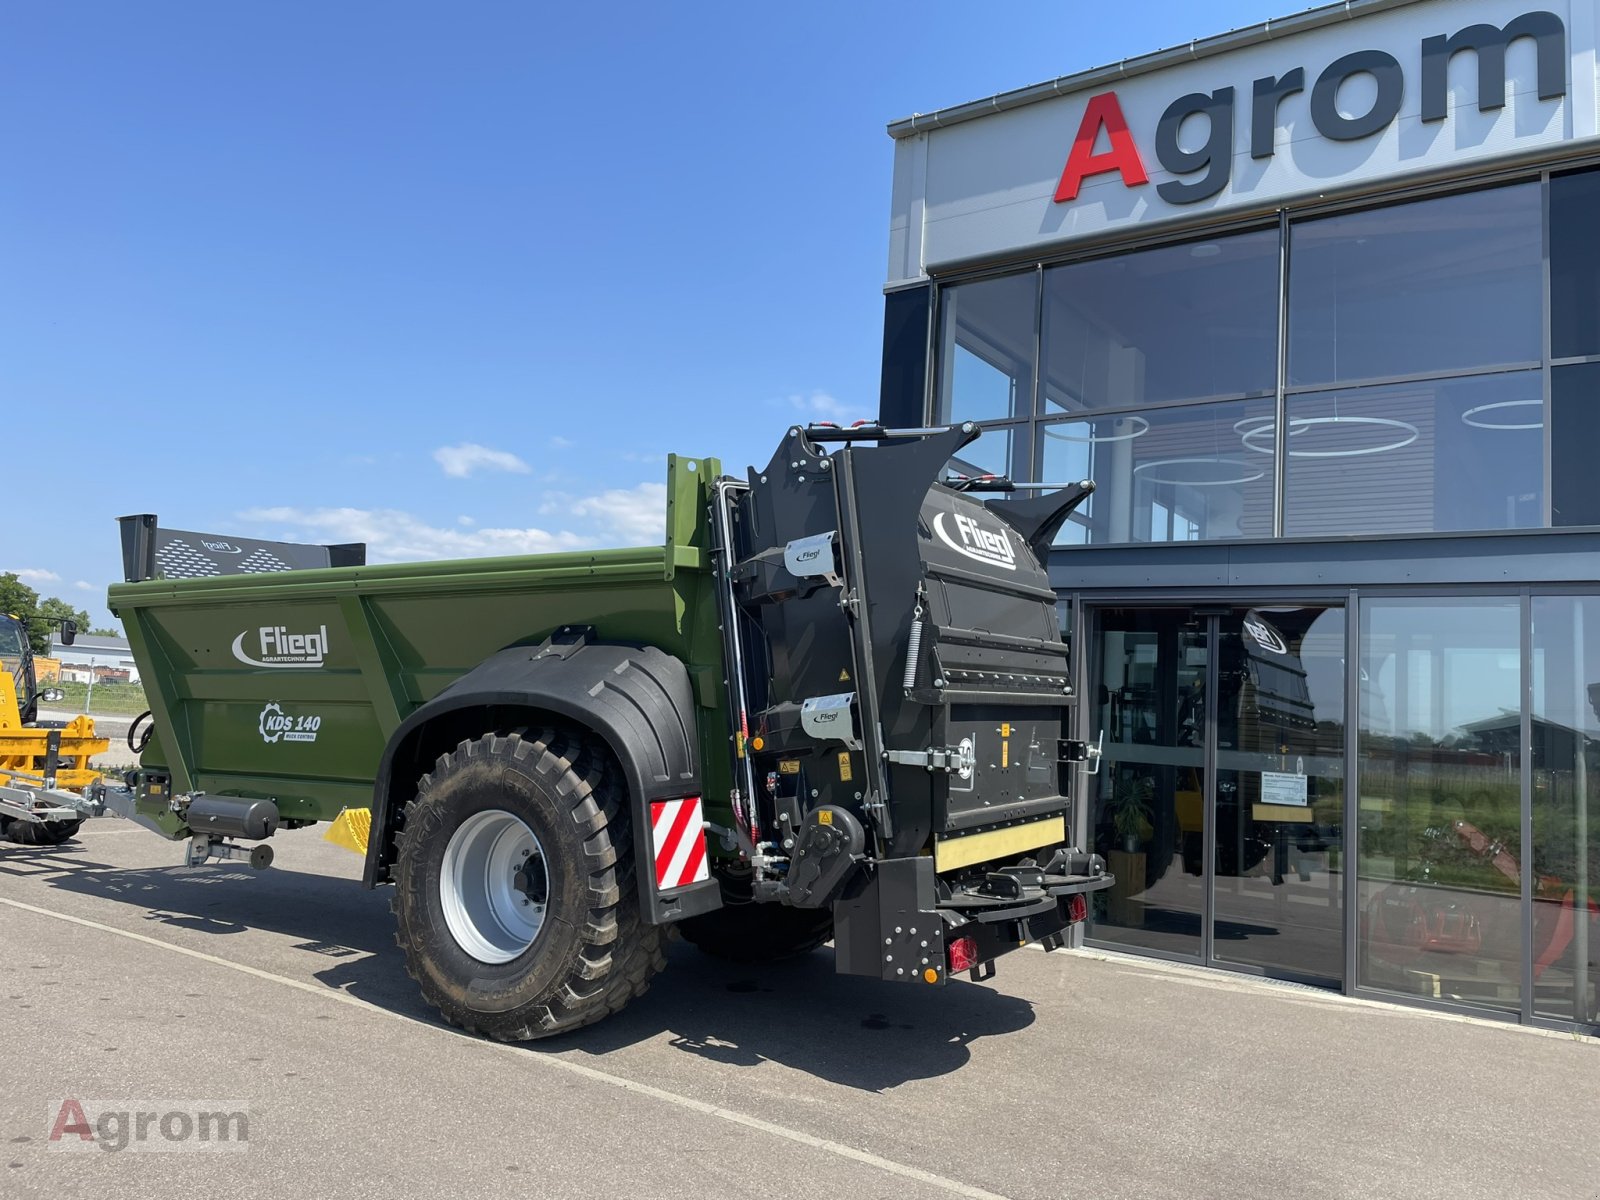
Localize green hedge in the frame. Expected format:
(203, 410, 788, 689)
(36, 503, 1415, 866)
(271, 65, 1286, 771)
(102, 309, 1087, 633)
(49, 679, 149, 716)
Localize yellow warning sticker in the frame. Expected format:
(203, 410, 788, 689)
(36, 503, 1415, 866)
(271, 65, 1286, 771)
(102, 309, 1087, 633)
(838, 752, 853, 782)
(818, 809, 834, 825)
(1000, 722, 1011, 738)
(778, 759, 801, 775)
(838, 668, 850, 682)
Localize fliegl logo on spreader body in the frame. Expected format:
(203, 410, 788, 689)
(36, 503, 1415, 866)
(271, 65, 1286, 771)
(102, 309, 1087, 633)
(933, 511, 1016, 570)
(231, 625, 330, 669)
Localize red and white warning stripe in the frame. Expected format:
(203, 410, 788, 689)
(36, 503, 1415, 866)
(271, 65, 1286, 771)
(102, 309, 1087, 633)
(650, 796, 709, 891)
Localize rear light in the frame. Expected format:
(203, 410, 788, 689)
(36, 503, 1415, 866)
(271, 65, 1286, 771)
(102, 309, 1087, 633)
(1067, 893, 1088, 924)
(948, 934, 979, 974)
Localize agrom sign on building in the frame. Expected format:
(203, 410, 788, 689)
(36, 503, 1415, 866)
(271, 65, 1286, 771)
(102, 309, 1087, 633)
(885, 0, 1591, 279)
(1054, 11, 1566, 204)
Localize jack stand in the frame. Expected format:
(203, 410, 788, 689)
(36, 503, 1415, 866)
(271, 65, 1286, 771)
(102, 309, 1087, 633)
(185, 835, 274, 870)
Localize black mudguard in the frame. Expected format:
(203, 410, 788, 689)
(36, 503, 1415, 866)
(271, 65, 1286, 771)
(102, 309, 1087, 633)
(363, 626, 721, 925)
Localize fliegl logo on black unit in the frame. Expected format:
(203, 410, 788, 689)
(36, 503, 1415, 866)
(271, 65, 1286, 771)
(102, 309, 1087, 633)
(231, 624, 330, 669)
(934, 511, 1017, 571)
(1243, 616, 1289, 656)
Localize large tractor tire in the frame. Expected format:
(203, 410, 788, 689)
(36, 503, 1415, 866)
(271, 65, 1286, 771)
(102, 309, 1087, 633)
(678, 872, 833, 963)
(3, 816, 84, 846)
(392, 728, 666, 1041)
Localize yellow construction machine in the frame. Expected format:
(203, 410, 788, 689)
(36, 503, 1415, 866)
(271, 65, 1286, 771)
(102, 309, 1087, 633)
(0, 612, 107, 845)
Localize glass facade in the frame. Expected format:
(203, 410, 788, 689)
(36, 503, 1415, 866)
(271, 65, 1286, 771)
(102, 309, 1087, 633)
(925, 162, 1600, 1032)
(1075, 592, 1599, 1030)
(1530, 598, 1600, 1025)
(1356, 600, 1524, 1013)
(1089, 607, 1345, 982)
(930, 169, 1600, 546)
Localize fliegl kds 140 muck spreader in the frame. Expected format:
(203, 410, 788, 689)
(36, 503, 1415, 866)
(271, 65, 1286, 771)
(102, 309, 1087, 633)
(109, 423, 1111, 1039)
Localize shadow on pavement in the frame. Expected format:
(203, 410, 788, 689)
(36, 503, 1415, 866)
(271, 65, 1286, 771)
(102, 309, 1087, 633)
(16, 833, 1036, 1091)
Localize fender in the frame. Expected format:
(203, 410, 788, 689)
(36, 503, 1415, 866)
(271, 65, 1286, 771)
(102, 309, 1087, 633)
(362, 625, 722, 925)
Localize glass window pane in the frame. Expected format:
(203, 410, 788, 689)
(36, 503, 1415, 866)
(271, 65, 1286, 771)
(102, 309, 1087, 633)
(1089, 609, 1209, 959)
(1357, 598, 1523, 1014)
(1552, 167, 1600, 360)
(1289, 185, 1542, 387)
(1041, 231, 1278, 414)
(1213, 607, 1347, 983)
(1283, 371, 1543, 537)
(1553, 362, 1600, 527)
(936, 273, 1036, 424)
(1040, 400, 1276, 545)
(948, 424, 1015, 480)
(1530, 596, 1600, 1025)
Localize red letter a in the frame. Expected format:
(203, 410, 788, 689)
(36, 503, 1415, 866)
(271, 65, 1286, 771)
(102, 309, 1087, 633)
(50, 1099, 94, 1142)
(1054, 92, 1149, 203)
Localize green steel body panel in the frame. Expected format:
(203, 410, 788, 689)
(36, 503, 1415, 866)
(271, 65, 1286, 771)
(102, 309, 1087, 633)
(110, 455, 731, 835)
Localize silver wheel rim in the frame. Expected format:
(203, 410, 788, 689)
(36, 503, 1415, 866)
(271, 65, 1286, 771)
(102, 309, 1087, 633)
(439, 809, 548, 964)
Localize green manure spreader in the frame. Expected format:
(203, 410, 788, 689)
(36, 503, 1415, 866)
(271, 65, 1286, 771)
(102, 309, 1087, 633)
(110, 423, 1111, 1039)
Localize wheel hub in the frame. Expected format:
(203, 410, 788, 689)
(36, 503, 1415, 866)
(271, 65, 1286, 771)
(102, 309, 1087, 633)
(439, 809, 548, 964)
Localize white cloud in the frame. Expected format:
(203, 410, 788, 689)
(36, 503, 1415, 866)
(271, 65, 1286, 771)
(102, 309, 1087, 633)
(432, 443, 532, 479)
(239, 507, 593, 562)
(549, 435, 574, 450)
(6, 568, 60, 584)
(456, 515, 476, 527)
(783, 390, 858, 423)
(546, 482, 667, 546)
(73, 580, 94, 592)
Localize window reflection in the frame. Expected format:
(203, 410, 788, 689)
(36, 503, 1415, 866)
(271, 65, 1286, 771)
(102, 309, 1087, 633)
(1530, 597, 1600, 1026)
(1213, 608, 1347, 982)
(1357, 599, 1524, 1013)
(1041, 400, 1276, 544)
(1289, 184, 1542, 387)
(1041, 232, 1278, 413)
(1283, 371, 1544, 536)
(936, 274, 1035, 425)
(1553, 362, 1600, 528)
(1551, 166, 1600, 359)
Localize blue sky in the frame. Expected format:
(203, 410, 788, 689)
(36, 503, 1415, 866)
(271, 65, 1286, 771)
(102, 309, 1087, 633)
(3, 1, 1288, 627)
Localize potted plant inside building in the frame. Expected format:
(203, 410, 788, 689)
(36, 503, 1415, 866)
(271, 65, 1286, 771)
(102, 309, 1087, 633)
(1107, 775, 1154, 927)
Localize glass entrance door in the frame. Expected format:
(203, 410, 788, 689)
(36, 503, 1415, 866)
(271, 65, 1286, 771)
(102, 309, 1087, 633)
(1088, 605, 1347, 983)
(1090, 609, 1209, 958)
(1211, 607, 1347, 981)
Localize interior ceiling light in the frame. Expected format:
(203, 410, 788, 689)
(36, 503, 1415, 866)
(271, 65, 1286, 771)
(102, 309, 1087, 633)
(1234, 414, 1308, 439)
(1043, 415, 1150, 444)
(1460, 399, 1543, 430)
(1239, 415, 1420, 458)
(1131, 456, 1265, 487)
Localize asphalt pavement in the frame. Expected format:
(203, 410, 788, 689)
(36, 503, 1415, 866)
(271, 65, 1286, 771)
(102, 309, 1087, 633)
(2, 820, 1595, 1200)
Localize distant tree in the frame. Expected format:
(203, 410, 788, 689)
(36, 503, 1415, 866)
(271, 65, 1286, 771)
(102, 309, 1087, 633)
(37, 597, 91, 639)
(0, 579, 98, 655)
(0, 573, 46, 654)
(86, 626, 121, 638)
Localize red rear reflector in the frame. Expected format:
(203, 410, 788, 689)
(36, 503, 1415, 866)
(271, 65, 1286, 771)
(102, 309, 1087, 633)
(1067, 893, 1088, 924)
(948, 935, 979, 974)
